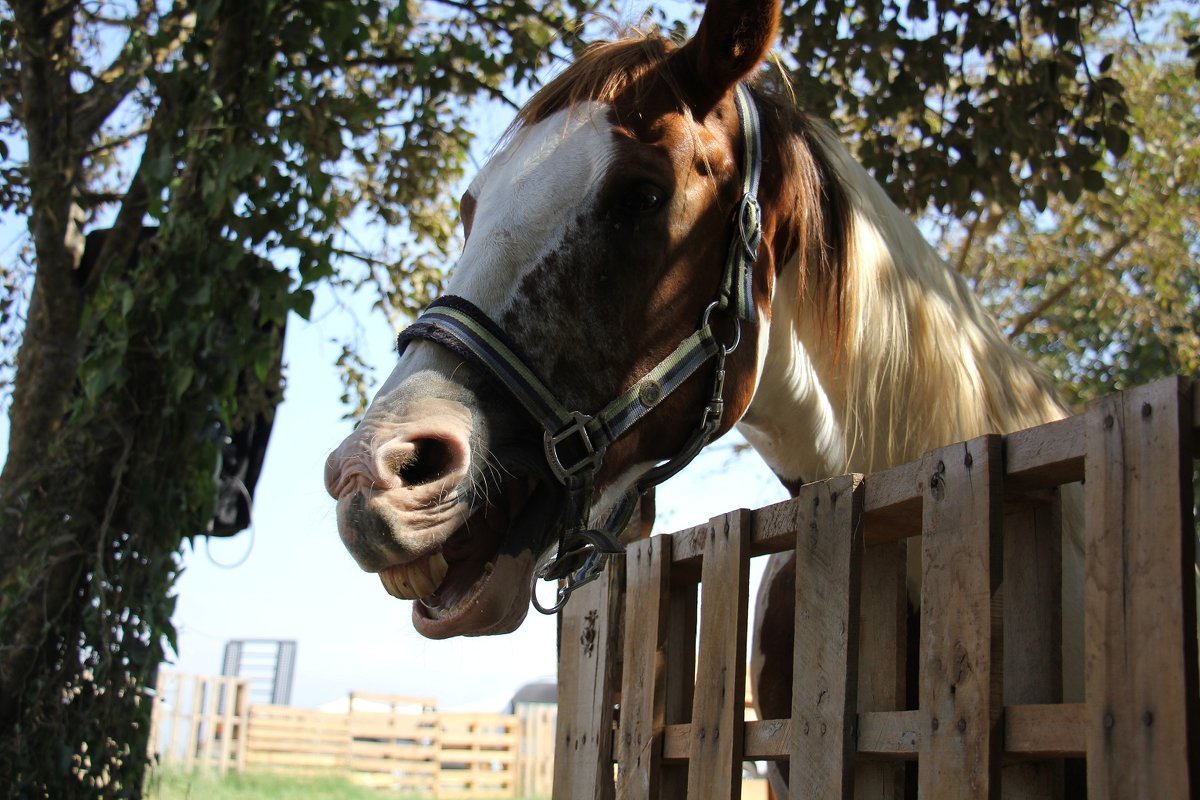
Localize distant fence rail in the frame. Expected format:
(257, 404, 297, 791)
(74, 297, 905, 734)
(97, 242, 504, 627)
(149, 677, 555, 798)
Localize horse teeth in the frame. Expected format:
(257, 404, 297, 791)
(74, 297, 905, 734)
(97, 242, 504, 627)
(380, 552, 449, 600)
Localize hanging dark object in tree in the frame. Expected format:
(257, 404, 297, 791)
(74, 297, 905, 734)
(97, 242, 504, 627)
(209, 399, 279, 538)
(78, 227, 285, 538)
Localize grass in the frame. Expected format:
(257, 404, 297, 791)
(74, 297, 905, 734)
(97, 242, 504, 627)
(145, 768, 547, 800)
(146, 769, 421, 800)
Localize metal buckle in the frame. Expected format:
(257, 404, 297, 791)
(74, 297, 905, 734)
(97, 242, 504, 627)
(543, 411, 603, 484)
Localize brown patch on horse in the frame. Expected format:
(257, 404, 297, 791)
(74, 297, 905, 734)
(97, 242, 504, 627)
(755, 92, 854, 352)
(514, 31, 856, 357)
(514, 36, 676, 129)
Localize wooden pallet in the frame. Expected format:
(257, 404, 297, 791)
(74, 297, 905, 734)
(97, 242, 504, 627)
(554, 376, 1199, 798)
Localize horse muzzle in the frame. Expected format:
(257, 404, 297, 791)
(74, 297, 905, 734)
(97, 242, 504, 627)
(324, 396, 476, 570)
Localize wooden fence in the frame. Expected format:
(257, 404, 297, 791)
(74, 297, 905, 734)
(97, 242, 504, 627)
(149, 680, 556, 798)
(554, 376, 1199, 798)
(149, 671, 250, 776)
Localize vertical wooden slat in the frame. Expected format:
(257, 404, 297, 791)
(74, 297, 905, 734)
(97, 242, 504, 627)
(687, 509, 752, 799)
(661, 579, 698, 799)
(147, 671, 165, 764)
(1084, 377, 1198, 799)
(218, 676, 236, 776)
(854, 537, 908, 800)
(790, 475, 864, 799)
(616, 535, 673, 799)
(166, 671, 184, 763)
(919, 435, 1003, 799)
(200, 675, 219, 768)
(552, 562, 624, 800)
(1002, 493, 1064, 799)
(185, 674, 204, 770)
(234, 679, 249, 774)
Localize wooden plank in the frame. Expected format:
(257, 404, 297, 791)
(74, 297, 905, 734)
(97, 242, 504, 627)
(616, 535, 672, 799)
(686, 509, 752, 799)
(1002, 494, 1064, 798)
(233, 679, 249, 774)
(217, 677, 236, 776)
(552, 562, 624, 800)
(790, 475, 864, 799)
(1194, 375, 1200, 444)
(660, 577, 697, 798)
(516, 704, 557, 798)
(744, 718, 791, 759)
(664, 719, 793, 761)
(165, 671, 183, 763)
(1004, 414, 1085, 487)
(854, 538, 909, 798)
(863, 461, 923, 543)
(919, 435, 1004, 799)
(665, 522, 711, 570)
(1084, 377, 1198, 799)
(1005, 704, 1085, 759)
(857, 710, 921, 758)
(185, 675, 204, 770)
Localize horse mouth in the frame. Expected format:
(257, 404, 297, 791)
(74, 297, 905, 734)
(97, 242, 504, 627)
(377, 474, 555, 638)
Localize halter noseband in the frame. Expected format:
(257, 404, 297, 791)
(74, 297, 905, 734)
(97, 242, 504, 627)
(396, 84, 763, 613)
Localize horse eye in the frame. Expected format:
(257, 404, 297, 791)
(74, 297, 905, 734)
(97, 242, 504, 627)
(615, 181, 666, 215)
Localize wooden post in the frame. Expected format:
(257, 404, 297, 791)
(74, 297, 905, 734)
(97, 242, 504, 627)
(1002, 491, 1064, 799)
(199, 675, 219, 769)
(165, 671, 184, 765)
(185, 674, 204, 770)
(552, 562, 624, 800)
(854, 537, 909, 800)
(1084, 377, 1198, 798)
(616, 535, 673, 799)
(217, 676, 236, 776)
(919, 436, 1003, 799)
(234, 679, 249, 775)
(661, 576, 698, 798)
(790, 475, 864, 799)
(686, 509, 752, 800)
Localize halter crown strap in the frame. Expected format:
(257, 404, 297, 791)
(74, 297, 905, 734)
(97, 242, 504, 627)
(721, 84, 763, 324)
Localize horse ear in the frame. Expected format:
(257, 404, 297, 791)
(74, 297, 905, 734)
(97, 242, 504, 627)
(671, 0, 780, 117)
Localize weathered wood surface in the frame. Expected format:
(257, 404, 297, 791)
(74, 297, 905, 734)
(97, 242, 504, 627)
(686, 509, 752, 799)
(556, 378, 1197, 800)
(918, 436, 1004, 799)
(553, 562, 624, 800)
(1084, 377, 1198, 799)
(615, 535, 672, 799)
(789, 475, 863, 799)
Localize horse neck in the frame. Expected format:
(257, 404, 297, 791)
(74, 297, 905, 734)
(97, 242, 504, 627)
(738, 124, 1068, 484)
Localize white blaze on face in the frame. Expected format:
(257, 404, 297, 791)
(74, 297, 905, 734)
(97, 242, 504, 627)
(448, 103, 617, 310)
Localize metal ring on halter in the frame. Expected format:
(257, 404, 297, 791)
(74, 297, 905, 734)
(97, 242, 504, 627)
(701, 300, 742, 355)
(531, 544, 613, 614)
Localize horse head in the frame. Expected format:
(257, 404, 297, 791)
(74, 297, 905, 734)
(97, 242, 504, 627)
(324, 0, 793, 638)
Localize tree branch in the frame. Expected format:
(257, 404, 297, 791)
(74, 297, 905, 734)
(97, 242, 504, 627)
(1007, 222, 1143, 339)
(74, 6, 195, 142)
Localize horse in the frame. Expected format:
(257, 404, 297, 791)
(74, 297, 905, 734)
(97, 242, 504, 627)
(323, 0, 1085, 791)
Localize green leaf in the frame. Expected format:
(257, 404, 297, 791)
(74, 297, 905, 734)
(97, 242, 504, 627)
(290, 288, 315, 320)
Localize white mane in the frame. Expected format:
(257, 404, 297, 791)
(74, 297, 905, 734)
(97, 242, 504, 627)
(739, 122, 1070, 483)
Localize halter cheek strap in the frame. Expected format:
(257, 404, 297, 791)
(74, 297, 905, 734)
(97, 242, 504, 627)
(395, 84, 763, 613)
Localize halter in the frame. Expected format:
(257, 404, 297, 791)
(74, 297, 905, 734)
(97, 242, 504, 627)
(396, 84, 763, 613)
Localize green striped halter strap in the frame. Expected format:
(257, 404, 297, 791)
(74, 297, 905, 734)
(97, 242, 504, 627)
(396, 84, 763, 614)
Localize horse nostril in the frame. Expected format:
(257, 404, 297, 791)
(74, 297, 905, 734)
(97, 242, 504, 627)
(394, 437, 457, 487)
